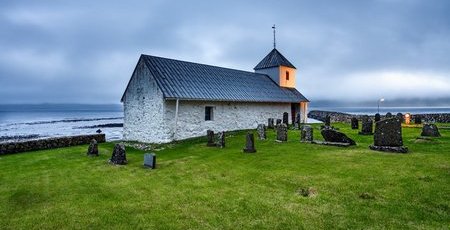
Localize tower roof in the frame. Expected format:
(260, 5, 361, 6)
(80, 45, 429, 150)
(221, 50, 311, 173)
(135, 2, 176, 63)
(254, 48, 296, 70)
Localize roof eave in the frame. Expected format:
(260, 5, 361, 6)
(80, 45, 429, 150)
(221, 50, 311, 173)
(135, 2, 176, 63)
(164, 97, 307, 103)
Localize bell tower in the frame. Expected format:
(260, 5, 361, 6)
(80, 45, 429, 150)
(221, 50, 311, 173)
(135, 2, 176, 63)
(254, 25, 297, 88)
(254, 25, 308, 124)
(254, 48, 297, 88)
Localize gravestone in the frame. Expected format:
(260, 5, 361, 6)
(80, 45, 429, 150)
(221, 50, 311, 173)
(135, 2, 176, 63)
(276, 123, 288, 142)
(351, 117, 359, 130)
(421, 124, 441, 137)
(87, 139, 98, 156)
(324, 115, 331, 127)
(294, 113, 301, 129)
(370, 117, 408, 153)
(300, 125, 313, 142)
(374, 113, 381, 122)
(396, 113, 404, 123)
(414, 116, 422, 124)
(268, 118, 274, 129)
(110, 143, 127, 165)
(282, 112, 289, 125)
(276, 119, 282, 125)
(143, 153, 156, 169)
(216, 131, 226, 148)
(206, 130, 216, 147)
(257, 124, 266, 140)
(321, 129, 356, 145)
(359, 116, 373, 135)
(386, 112, 392, 118)
(243, 133, 256, 153)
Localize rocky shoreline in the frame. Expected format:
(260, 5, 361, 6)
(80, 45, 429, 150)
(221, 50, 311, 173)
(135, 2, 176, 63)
(308, 110, 450, 123)
(75, 123, 123, 129)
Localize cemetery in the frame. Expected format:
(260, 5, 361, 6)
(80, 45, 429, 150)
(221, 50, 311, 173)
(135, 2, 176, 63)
(0, 116, 449, 229)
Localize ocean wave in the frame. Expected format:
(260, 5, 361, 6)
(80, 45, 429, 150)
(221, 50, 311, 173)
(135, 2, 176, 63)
(74, 123, 124, 129)
(4, 117, 124, 126)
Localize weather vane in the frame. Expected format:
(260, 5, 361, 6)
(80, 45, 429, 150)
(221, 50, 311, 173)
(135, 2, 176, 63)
(272, 24, 276, 49)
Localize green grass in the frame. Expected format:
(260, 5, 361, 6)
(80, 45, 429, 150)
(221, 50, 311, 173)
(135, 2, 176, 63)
(0, 123, 449, 229)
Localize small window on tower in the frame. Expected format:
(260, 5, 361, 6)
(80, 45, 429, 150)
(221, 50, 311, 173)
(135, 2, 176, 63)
(286, 71, 290, 81)
(205, 106, 214, 121)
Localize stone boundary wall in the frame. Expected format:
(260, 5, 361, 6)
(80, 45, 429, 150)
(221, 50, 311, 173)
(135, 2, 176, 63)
(0, 134, 106, 155)
(308, 110, 450, 123)
(308, 110, 354, 123)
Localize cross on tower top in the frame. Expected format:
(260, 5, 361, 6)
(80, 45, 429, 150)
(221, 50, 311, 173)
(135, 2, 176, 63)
(272, 24, 276, 49)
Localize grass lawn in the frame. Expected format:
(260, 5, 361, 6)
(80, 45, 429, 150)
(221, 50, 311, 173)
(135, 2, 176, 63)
(0, 123, 449, 229)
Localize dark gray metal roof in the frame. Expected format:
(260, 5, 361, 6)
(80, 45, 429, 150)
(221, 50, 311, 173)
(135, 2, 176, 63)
(254, 48, 296, 70)
(121, 54, 308, 103)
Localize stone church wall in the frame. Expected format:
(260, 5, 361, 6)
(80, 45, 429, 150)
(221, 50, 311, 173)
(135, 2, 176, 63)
(122, 60, 172, 143)
(164, 100, 291, 141)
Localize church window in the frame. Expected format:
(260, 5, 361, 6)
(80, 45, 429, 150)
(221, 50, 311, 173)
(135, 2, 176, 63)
(205, 106, 214, 121)
(286, 71, 289, 80)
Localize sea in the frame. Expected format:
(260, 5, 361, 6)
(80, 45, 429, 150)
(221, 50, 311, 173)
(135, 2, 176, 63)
(0, 104, 123, 143)
(1, 104, 450, 143)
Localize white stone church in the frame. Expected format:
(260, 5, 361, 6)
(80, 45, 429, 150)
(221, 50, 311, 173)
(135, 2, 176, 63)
(121, 48, 309, 143)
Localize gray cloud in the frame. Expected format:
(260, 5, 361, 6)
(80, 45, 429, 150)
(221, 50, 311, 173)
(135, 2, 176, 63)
(1, 0, 449, 104)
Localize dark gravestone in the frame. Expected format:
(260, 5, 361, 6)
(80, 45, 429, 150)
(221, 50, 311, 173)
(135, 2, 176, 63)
(359, 116, 373, 135)
(300, 125, 313, 142)
(276, 123, 288, 142)
(110, 143, 127, 165)
(324, 115, 331, 127)
(414, 116, 422, 124)
(294, 113, 301, 129)
(276, 119, 282, 125)
(369, 117, 408, 153)
(143, 153, 156, 169)
(396, 113, 404, 123)
(351, 117, 359, 130)
(421, 124, 441, 137)
(216, 131, 225, 148)
(282, 112, 289, 125)
(257, 124, 266, 140)
(385, 112, 392, 118)
(243, 133, 256, 153)
(374, 113, 381, 122)
(206, 130, 216, 147)
(321, 129, 356, 145)
(87, 139, 98, 156)
(268, 118, 274, 129)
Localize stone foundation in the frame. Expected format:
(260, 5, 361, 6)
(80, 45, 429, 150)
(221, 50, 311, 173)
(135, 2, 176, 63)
(0, 134, 106, 155)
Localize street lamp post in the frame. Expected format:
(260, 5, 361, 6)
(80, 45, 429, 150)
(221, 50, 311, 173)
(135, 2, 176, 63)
(377, 98, 385, 114)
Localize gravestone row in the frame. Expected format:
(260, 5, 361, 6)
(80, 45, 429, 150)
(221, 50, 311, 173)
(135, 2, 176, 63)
(267, 112, 305, 130)
(206, 130, 226, 148)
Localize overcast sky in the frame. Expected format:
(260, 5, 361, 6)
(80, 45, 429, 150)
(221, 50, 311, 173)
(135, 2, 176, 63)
(1, 0, 449, 104)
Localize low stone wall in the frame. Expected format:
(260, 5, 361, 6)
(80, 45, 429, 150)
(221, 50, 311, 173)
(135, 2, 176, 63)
(0, 134, 106, 155)
(308, 110, 450, 123)
(308, 110, 354, 123)
(412, 114, 450, 123)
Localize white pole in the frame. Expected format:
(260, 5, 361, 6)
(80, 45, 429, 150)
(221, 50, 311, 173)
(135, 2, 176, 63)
(173, 99, 179, 139)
